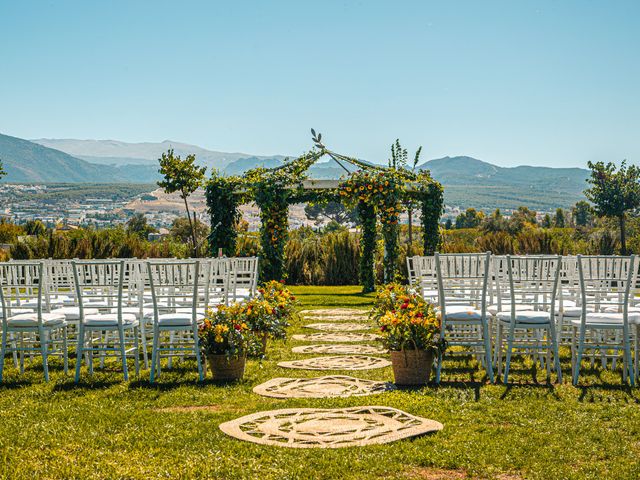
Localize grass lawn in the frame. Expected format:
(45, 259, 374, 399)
(1, 285, 640, 479)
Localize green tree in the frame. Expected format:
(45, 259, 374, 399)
(541, 213, 552, 228)
(126, 213, 157, 239)
(572, 200, 593, 227)
(507, 206, 537, 234)
(158, 149, 207, 256)
(554, 208, 566, 228)
(0, 158, 6, 179)
(455, 208, 485, 229)
(170, 217, 210, 255)
(444, 218, 453, 230)
(585, 160, 640, 254)
(23, 220, 47, 236)
(0, 219, 24, 243)
(304, 201, 357, 225)
(482, 208, 509, 233)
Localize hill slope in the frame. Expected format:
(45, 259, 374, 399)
(7, 134, 591, 210)
(419, 156, 589, 210)
(32, 138, 287, 170)
(0, 133, 130, 183)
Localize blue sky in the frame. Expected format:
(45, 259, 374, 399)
(1, 0, 638, 167)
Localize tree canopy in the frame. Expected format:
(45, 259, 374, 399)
(585, 160, 640, 254)
(158, 149, 207, 256)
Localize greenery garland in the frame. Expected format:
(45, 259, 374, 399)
(357, 201, 377, 292)
(205, 173, 242, 257)
(255, 184, 289, 281)
(204, 131, 444, 291)
(339, 170, 405, 287)
(417, 179, 444, 255)
(242, 151, 319, 282)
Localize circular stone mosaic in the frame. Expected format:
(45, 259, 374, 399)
(301, 309, 369, 322)
(305, 315, 370, 322)
(292, 333, 381, 343)
(253, 375, 395, 399)
(292, 344, 386, 355)
(219, 406, 443, 448)
(278, 355, 391, 371)
(304, 322, 371, 332)
(300, 308, 368, 317)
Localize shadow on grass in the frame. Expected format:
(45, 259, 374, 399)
(53, 378, 124, 390)
(127, 376, 250, 391)
(0, 378, 42, 389)
(497, 382, 560, 400)
(0, 364, 71, 389)
(430, 381, 485, 401)
(574, 366, 639, 403)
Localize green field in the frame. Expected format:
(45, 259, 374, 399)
(1, 286, 639, 479)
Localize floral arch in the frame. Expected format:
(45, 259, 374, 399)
(205, 131, 443, 292)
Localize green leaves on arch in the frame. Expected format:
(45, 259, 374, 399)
(205, 131, 444, 290)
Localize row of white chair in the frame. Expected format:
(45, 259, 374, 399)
(0, 257, 259, 382)
(409, 253, 640, 385)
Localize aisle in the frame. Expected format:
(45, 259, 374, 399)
(219, 305, 443, 448)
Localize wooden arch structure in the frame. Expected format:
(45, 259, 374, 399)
(205, 132, 443, 292)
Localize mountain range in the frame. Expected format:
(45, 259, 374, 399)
(0, 133, 590, 210)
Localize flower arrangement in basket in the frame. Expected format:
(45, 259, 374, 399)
(199, 304, 254, 380)
(259, 280, 297, 320)
(372, 283, 444, 385)
(370, 282, 415, 320)
(246, 280, 298, 354)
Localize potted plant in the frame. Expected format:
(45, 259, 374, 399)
(247, 280, 297, 354)
(374, 284, 444, 385)
(199, 304, 253, 380)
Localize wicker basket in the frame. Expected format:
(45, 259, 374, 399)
(259, 333, 269, 355)
(207, 354, 246, 381)
(390, 349, 434, 385)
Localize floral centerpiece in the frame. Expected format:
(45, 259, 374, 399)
(246, 280, 298, 354)
(372, 283, 444, 385)
(199, 304, 254, 380)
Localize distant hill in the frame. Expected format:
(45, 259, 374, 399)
(418, 156, 589, 210)
(33, 138, 287, 170)
(3, 134, 592, 210)
(224, 156, 284, 176)
(0, 133, 130, 183)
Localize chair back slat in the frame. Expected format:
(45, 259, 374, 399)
(0, 261, 46, 322)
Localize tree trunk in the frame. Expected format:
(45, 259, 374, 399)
(620, 214, 627, 255)
(182, 193, 198, 257)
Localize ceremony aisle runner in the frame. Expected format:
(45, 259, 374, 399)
(221, 307, 443, 448)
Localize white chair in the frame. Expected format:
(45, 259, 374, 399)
(146, 260, 205, 383)
(120, 259, 152, 369)
(495, 255, 562, 383)
(228, 257, 259, 302)
(571, 255, 637, 386)
(205, 258, 231, 308)
(413, 256, 438, 303)
(406, 256, 417, 286)
(49, 260, 99, 341)
(0, 261, 68, 382)
(435, 252, 494, 383)
(72, 260, 140, 382)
